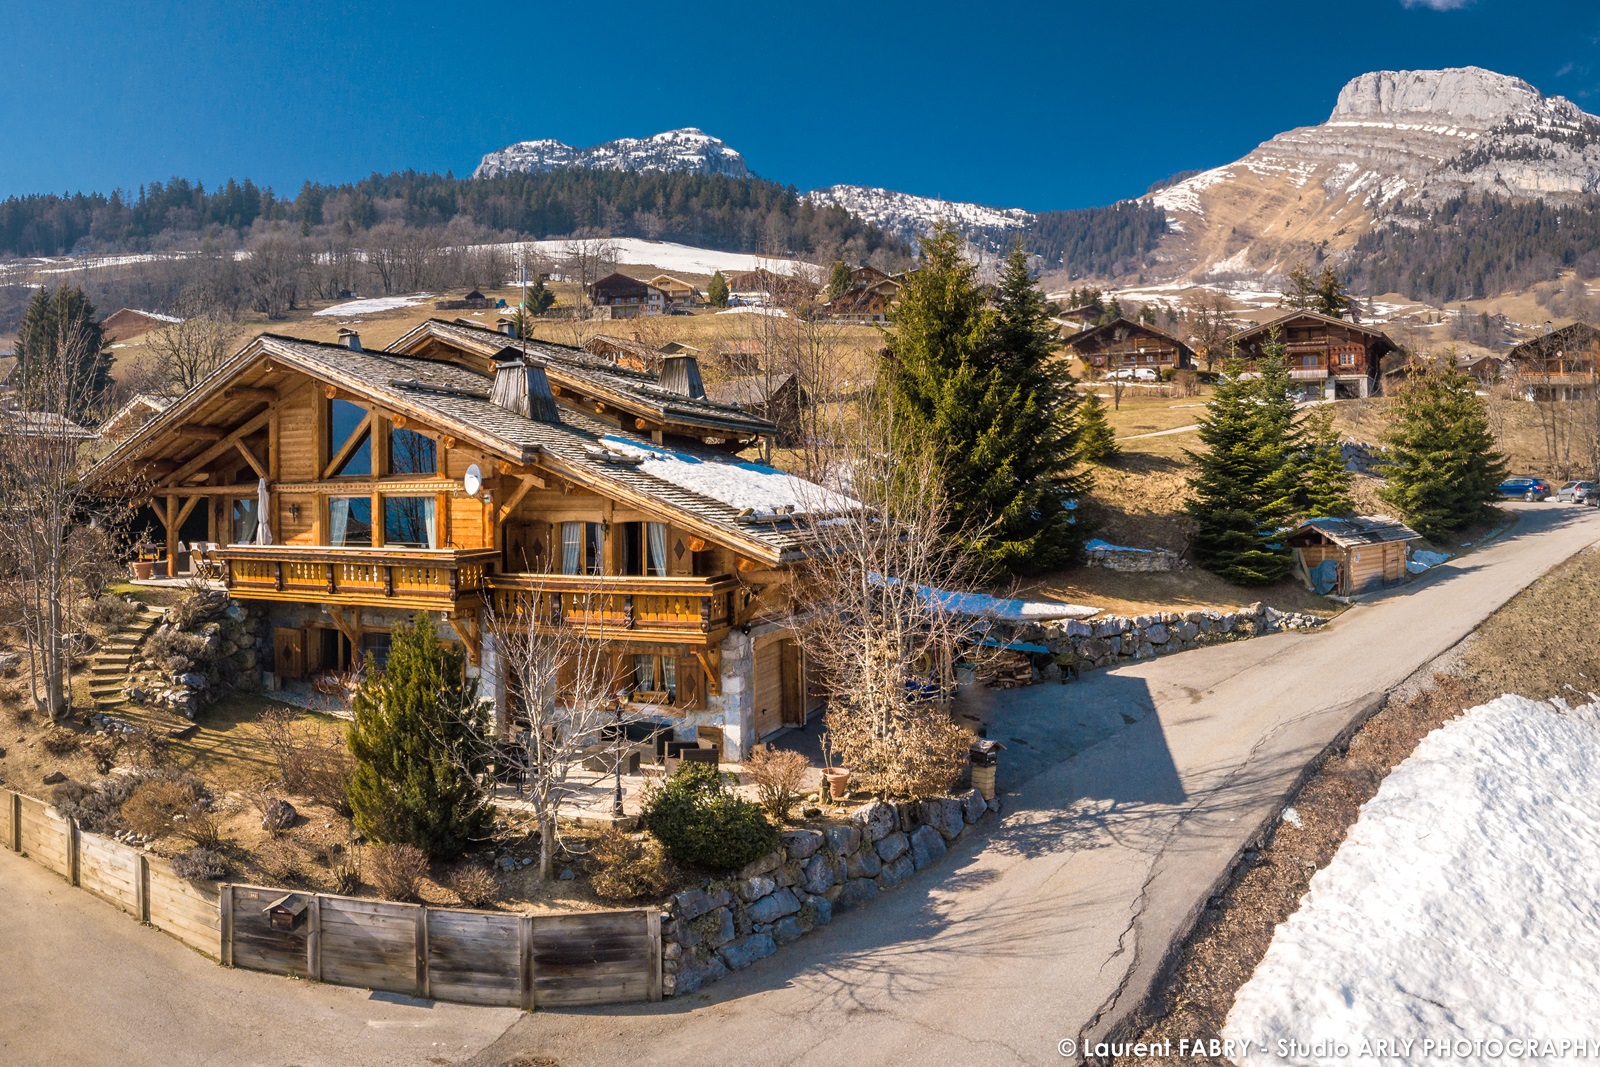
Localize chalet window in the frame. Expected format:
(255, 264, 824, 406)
(631, 654, 677, 703)
(384, 496, 437, 549)
(328, 496, 373, 547)
(620, 521, 669, 577)
(389, 427, 437, 475)
(558, 521, 604, 575)
(231, 499, 259, 544)
(1339, 352, 1357, 366)
(361, 632, 392, 671)
(328, 399, 372, 477)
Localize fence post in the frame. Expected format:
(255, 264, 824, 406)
(307, 895, 322, 981)
(519, 915, 535, 1011)
(219, 885, 234, 966)
(9, 791, 20, 852)
(66, 818, 79, 886)
(136, 854, 150, 923)
(415, 905, 430, 1000)
(646, 910, 663, 1002)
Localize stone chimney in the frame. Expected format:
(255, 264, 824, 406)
(337, 328, 362, 352)
(491, 357, 560, 423)
(659, 353, 706, 400)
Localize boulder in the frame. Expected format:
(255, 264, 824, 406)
(745, 887, 801, 925)
(673, 952, 730, 994)
(803, 894, 833, 927)
(825, 823, 861, 857)
(781, 828, 823, 860)
(674, 888, 718, 922)
(910, 824, 948, 870)
(772, 915, 807, 944)
(718, 933, 776, 971)
(958, 787, 987, 825)
(878, 854, 914, 887)
(876, 830, 910, 863)
(739, 850, 783, 879)
(846, 846, 882, 879)
(804, 852, 846, 895)
(1145, 623, 1170, 645)
(699, 907, 736, 948)
(836, 877, 879, 910)
(260, 798, 297, 832)
(739, 875, 776, 902)
(42, 771, 66, 785)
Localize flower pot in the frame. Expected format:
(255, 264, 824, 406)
(822, 768, 851, 800)
(131, 561, 153, 580)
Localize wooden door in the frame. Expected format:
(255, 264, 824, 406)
(781, 640, 806, 727)
(753, 640, 784, 739)
(273, 627, 305, 681)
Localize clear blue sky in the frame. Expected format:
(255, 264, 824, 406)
(4, 0, 1599, 211)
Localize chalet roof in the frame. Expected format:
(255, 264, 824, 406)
(1288, 515, 1421, 548)
(583, 334, 661, 363)
(86, 334, 853, 564)
(1064, 317, 1194, 357)
(1230, 310, 1398, 353)
(704, 373, 799, 409)
(390, 319, 774, 438)
(2, 409, 94, 440)
(97, 392, 173, 435)
(590, 272, 651, 297)
(1506, 322, 1600, 362)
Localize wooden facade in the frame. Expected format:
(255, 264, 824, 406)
(1065, 317, 1194, 373)
(1506, 322, 1600, 400)
(1287, 516, 1420, 596)
(86, 320, 847, 755)
(1230, 311, 1398, 399)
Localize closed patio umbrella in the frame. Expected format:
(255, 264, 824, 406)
(255, 478, 273, 546)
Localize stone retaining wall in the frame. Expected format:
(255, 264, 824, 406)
(1003, 603, 1326, 675)
(1083, 545, 1182, 573)
(663, 790, 994, 995)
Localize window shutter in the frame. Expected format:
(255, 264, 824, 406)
(677, 656, 704, 709)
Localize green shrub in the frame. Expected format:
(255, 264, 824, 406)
(641, 763, 777, 871)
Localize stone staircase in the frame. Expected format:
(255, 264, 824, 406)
(86, 604, 165, 718)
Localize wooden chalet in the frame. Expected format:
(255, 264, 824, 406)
(98, 392, 173, 442)
(589, 273, 665, 319)
(1064, 317, 1193, 374)
(1229, 311, 1398, 399)
(103, 308, 182, 343)
(818, 286, 893, 324)
(1287, 516, 1421, 596)
(85, 320, 859, 756)
(704, 373, 808, 445)
(1505, 322, 1600, 400)
(645, 275, 700, 307)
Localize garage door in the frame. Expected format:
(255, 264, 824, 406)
(754, 640, 784, 739)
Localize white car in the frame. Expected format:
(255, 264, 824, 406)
(1108, 368, 1159, 382)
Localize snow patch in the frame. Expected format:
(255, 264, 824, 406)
(313, 293, 433, 317)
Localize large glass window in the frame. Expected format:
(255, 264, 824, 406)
(558, 521, 604, 575)
(231, 498, 259, 544)
(328, 496, 373, 547)
(328, 399, 371, 477)
(384, 496, 437, 549)
(621, 521, 669, 576)
(389, 427, 437, 475)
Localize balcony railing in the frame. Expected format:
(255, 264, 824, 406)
(218, 545, 499, 610)
(1289, 367, 1329, 380)
(488, 573, 740, 645)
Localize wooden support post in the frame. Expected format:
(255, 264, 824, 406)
(137, 854, 150, 923)
(415, 905, 430, 1000)
(519, 915, 535, 1011)
(66, 818, 79, 886)
(165, 493, 180, 569)
(268, 405, 281, 482)
(9, 791, 20, 851)
(220, 885, 234, 966)
(307, 894, 322, 980)
(646, 909, 663, 1002)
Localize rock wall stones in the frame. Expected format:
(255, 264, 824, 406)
(123, 593, 266, 719)
(662, 790, 995, 996)
(1083, 545, 1182, 573)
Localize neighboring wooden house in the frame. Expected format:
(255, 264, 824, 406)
(646, 275, 700, 308)
(583, 334, 663, 372)
(704, 373, 808, 445)
(818, 286, 893, 324)
(98, 392, 173, 442)
(1287, 516, 1421, 596)
(1505, 322, 1600, 400)
(1064, 317, 1193, 375)
(86, 318, 853, 756)
(726, 269, 812, 307)
(1229, 311, 1399, 399)
(589, 273, 665, 319)
(1056, 304, 1102, 328)
(1457, 353, 1504, 384)
(713, 338, 764, 373)
(435, 289, 498, 311)
(103, 308, 182, 343)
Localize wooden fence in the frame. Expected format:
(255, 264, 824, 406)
(1, 787, 661, 1008)
(223, 884, 661, 1008)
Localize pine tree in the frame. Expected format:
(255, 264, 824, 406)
(523, 275, 555, 316)
(1313, 266, 1352, 319)
(1076, 393, 1120, 464)
(1378, 367, 1507, 539)
(346, 614, 491, 859)
(884, 229, 1090, 572)
(16, 286, 111, 420)
(1184, 344, 1300, 585)
(827, 260, 852, 300)
(706, 270, 729, 308)
(1297, 405, 1354, 517)
(1281, 264, 1318, 311)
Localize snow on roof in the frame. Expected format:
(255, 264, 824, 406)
(595, 435, 856, 520)
(1224, 695, 1600, 1061)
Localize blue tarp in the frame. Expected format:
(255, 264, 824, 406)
(1310, 559, 1339, 595)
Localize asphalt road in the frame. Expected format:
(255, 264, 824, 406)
(2, 503, 1595, 1067)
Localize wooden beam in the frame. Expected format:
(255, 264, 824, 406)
(174, 425, 226, 442)
(446, 615, 481, 666)
(327, 607, 363, 647)
(223, 386, 276, 403)
(497, 475, 538, 522)
(694, 649, 722, 695)
(165, 409, 272, 486)
(173, 495, 202, 532)
(320, 413, 371, 479)
(686, 536, 707, 553)
(736, 557, 758, 573)
(234, 439, 267, 479)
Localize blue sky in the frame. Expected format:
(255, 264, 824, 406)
(4, 0, 1600, 211)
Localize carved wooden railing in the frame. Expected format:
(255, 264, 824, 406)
(488, 573, 740, 643)
(217, 545, 499, 608)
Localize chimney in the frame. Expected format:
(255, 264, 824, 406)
(491, 357, 560, 423)
(496, 317, 520, 339)
(337, 328, 362, 352)
(659, 354, 706, 400)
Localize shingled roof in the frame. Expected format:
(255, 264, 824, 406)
(1287, 515, 1421, 548)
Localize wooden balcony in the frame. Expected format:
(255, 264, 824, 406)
(217, 545, 499, 612)
(488, 573, 741, 646)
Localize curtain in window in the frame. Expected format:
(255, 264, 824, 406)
(660, 656, 677, 699)
(586, 522, 604, 576)
(633, 654, 656, 692)
(560, 522, 581, 574)
(329, 498, 351, 547)
(231, 499, 258, 545)
(646, 522, 668, 577)
(423, 497, 437, 550)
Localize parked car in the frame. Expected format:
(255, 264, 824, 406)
(1108, 367, 1158, 382)
(1496, 477, 1554, 501)
(1557, 480, 1597, 503)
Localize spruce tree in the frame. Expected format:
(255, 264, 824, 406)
(346, 614, 491, 859)
(1184, 344, 1300, 585)
(827, 260, 852, 300)
(706, 270, 729, 308)
(885, 229, 1090, 572)
(1378, 367, 1507, 539)
(1297, 405, 1354, 517)
(1076, 392, 1121, 464)
(1313, 266, 1352, 319)
(1280, 265, 1318, 311)
(523, 275, 555, 316)
(16, 286, 111, 420)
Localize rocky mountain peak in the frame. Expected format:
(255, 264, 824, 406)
(474, 128, 748, 180)
(1328, 66, 1553, 130)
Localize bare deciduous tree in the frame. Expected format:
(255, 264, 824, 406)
(147, 294, 243, 396)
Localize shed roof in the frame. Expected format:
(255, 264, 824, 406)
(1288, 515, 1421, 548)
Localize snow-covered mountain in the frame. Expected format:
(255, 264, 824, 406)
(804, 185, 1034, 249)
(474, 128, 749, 180)
(1141, 67, 1600, 283)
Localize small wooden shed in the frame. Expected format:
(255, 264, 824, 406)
(1287, 516, 1422, 596)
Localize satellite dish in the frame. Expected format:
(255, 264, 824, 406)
(463, 463, 483, 497)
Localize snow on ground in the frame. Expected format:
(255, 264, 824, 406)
(313, 293, 434, 317)
(1223, 695, 1600, 1066)
(516, 238, 812, 278)
(1406, 549, 1451, 575)
(716, 305, 790, 318)
(920, 587, 1098, 622)
(595, 435, 855, 519)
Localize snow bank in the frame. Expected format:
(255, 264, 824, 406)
(314, 293, 433, 317)
(1406, 549, 1451, 575)
(518, 238, 811, 278)
(716, 305, 790, 318)
(1223, 695, 1600, 1066)
(919, 587, 1098, 622)
(595, 435, 856, 519)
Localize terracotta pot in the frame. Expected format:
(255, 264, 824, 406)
(822, 768, 851, 800)
(131, 561, 153, 580)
